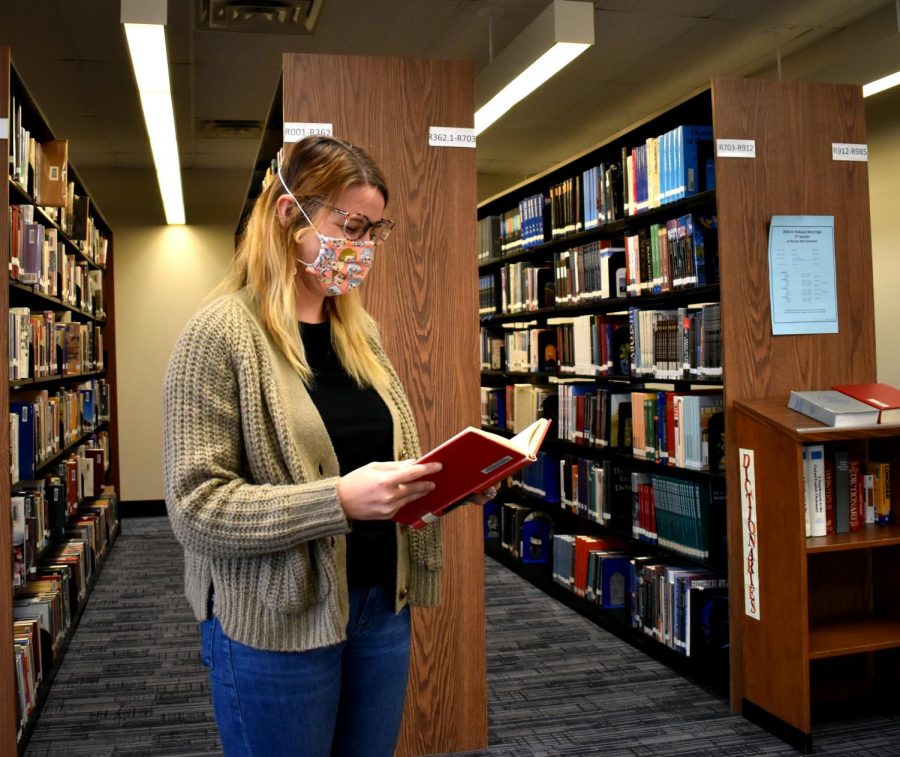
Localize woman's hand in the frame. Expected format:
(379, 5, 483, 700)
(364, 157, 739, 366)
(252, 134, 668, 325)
(337, 460, 442, 520)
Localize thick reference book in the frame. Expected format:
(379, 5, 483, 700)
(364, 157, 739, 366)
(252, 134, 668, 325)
(788, 389, 880, 428)
(832, 383, 900, 424)
(393, 418, 552, 530)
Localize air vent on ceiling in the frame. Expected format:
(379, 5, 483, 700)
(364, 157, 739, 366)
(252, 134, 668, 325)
(198, 119, 264, 139)
(196, 0, 326, 34)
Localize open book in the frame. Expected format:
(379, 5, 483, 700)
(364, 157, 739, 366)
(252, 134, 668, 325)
(393, 417, 552, 530)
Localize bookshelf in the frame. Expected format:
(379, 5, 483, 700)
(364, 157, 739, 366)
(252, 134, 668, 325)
(732, 400, 900, 750)
(477, 77, 879, 746)
(1, 48, 120, 753)
(239, 53, 486, 755)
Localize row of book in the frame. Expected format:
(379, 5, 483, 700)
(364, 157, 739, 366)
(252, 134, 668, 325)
(10, 383, 110, 483)
(485, 212, 717, 316)
(551, 533, 727, 659)
(485, 428, 724, 565)
(8, 99, 68, 210)
(624, 214, 717, 295)
(13, 487, 119, 737)
(802, 446, 892, 536)
(9, 204, 106, 313)
(476, 124, 716, 261)
(12, 439, 111, 588)
(623, 125, 715, 216)
(481, 383, 724, 473)
(9, 307, 104, 381)
(488, 510, 728, 662)
(481, 303, 722, 380)
(630, 389, 723, 471)
(480, 383, 554, 436)
(478, 273, 500, 316)
(629, 557, 727, 659)
(8, 98, 108, 263)
(631, 472, 726, 563)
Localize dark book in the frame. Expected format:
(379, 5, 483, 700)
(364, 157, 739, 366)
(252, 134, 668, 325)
(685, 585, 729, 664)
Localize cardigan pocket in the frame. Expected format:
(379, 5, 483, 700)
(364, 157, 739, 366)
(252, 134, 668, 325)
(259, 545, 329, 613)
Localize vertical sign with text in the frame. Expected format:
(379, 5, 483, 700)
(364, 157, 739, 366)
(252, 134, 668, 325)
(740, 448, 761, 620)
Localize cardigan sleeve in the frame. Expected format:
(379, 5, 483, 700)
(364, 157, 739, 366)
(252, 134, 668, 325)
(163, 299, 350, 559)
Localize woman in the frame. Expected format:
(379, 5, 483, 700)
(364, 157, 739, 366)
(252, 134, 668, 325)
(163, 136, 491, 756)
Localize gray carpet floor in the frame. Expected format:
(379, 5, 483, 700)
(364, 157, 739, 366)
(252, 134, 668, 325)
(22, 517, 900, 756)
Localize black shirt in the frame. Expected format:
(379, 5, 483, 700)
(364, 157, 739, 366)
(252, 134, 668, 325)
(299, 320, 396, 589)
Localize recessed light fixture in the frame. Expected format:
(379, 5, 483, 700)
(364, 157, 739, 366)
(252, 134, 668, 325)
(121, 0, 185, 225)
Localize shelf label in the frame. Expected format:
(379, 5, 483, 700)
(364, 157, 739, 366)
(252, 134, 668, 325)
(283, 122, 333, 143)
(429, 126, 477, 148)
(0, 117, 8, 139)
(716, 138, 756, 158)
(832, 142, 868, 162)
(739, 448, 761, 620)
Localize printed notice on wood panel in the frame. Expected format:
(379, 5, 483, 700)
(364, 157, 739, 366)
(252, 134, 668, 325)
(428, 126, 476, 148)
(768, 215, 838, 335)
(0, 117, 8, 139)
(284, 123, 333, 143)
(739, 448, 761, 621)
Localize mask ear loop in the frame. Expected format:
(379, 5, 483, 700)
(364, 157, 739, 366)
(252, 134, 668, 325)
(277, 167, 321, 274)
(277, 167, 318, 230)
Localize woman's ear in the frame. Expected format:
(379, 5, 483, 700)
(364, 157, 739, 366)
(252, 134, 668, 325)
(275, 194, 297, 228)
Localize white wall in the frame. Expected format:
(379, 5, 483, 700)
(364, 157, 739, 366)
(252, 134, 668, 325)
(113, 225, 234, 501)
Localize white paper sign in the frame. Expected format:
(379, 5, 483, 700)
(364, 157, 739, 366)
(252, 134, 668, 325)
(283, 122, 333, 143)
(716, 138, 756, 158)
(739, 448, 761, 621)
(0, 117, 8, 139)
(768, 215, 837, 335)
(428, 126, 476, 148)
(832, 142, 868, 162)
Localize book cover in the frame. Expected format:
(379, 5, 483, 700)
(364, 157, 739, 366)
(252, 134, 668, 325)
(393, 418, 552, 530)
(832, 383, 900, 424)
(788, 390, 880, 427)
(36, 139, 68, 207)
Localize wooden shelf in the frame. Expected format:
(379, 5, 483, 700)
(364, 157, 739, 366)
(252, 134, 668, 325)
(809, 617, 900, 659)
(3, 47, 121, 755)
(806, 524, 900, 553)
(733, 399, 900, 442)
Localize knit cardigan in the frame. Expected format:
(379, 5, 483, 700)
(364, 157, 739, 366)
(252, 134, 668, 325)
(163, 288, 442, 652)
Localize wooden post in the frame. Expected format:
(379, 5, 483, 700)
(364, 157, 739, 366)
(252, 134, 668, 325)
(282, 53, 487, 755)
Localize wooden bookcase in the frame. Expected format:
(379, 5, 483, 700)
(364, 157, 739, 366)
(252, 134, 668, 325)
(0, 48, 120, 754)
(477, 77, 879, 744)
(239, 54, 486, 755)
(732, 400, 900, 750)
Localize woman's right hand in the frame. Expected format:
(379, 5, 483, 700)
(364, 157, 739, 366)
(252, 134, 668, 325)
(337, 460, 442, 520)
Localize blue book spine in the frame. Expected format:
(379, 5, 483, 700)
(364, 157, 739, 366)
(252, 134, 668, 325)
(11, 402, 35, 481)
(681, 125, 714, 198)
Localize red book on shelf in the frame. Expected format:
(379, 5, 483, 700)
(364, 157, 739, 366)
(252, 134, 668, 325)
(832, 383, 900, 424)
(393, 418, 552, 530)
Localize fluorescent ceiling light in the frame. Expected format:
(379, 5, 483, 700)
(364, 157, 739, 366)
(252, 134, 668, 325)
(863, 70, 900, 98)
(122, 0, 185, 225)
(474, 0, 594, 136)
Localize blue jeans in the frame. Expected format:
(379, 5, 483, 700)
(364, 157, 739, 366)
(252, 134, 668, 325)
(200, 584, 411, 757)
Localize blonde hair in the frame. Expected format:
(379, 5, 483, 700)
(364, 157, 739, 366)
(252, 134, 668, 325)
(214, 136, 390, 391)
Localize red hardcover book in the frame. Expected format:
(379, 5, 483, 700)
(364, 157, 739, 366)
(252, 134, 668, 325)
(832, 383, 900, 424)
(824, 457, 835, 535)
(393, 418, 552, 530)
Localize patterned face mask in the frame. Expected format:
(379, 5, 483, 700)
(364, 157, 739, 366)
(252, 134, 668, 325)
(303, 237, 375, 296)
(277, 168, 375, 296)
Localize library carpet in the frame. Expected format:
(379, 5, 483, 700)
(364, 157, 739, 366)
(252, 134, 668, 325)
(24, 517, 900, 757)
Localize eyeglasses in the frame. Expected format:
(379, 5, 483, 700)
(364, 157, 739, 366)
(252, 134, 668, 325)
(316, 202, 394, 245)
